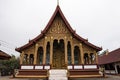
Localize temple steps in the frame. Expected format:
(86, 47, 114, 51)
(49, 69, 68, 80)
(68, 69, 102, 78)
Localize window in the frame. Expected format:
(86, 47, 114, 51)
(74, 46, 80, 64)
(37, 47, 43, 64)
(84, 53, 89, 64)
(46, 42, 50, 64)
(29, 54, 34, 64)
(67, 41, 71, 65)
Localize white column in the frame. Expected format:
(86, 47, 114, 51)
(114, 63, 118, 74)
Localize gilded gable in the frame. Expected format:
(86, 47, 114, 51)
(46, 15, 71, 38)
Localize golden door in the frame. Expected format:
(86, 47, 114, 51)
(52, 50, 65, 69)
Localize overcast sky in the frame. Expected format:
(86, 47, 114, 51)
(0, 0, 120, 57)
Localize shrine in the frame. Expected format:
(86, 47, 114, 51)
(15, 5, 102, 79)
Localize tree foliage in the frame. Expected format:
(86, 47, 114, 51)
(0, 54, 20, 76)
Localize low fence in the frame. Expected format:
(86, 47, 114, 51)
(105, 70, 116, 74)
(20, 65, 50, 70)
(20, 64, 98, 70)
(67, 64, 98, 70)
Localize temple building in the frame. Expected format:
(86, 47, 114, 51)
(98, 48, 120, 74)
(15, 5, 102, 79)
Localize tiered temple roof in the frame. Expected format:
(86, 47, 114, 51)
(15, 6, 102, 52)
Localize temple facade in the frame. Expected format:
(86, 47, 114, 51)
(15, 6, 102, 79)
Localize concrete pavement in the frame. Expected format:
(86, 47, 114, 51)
(0, 75, 120, 80)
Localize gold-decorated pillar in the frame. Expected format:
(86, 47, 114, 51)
(34, 43, 38, 64)
(95, 51, 98, 64)
(79, 43, 84, 64)
(50, 36, 53, 66)
(28, 54, 30, 64)
(43, 37, 47, 65)
(71, 37, 74, 65)
(20, 51, 24, 64)
(64, 36, 68, 65)
(88, 53, 91, 64)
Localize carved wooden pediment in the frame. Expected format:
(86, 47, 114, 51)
(49, 16, 68, 34)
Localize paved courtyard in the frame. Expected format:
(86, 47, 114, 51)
(0, 75, 120, 80)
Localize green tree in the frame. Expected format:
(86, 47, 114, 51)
(0, 54, 20, 76)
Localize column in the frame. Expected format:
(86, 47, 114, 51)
(71, 38, 74, 65)
(50, 36, 53, 67)
(43, 37, 47, 65)
(79, 43, 84, 64)
(88, 53, 91, 64)
(114, 64, 118, 74)
(34, 43, 38, 64)
(28, 54, 30, 64)
(94, 51, 98, 64)
(64, 36, 68, 65)
(20, 51, 24, 64)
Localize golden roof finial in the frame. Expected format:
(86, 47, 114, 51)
(57, 0, 59, 5)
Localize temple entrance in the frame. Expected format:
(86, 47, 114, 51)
(52, 39, 65, 69)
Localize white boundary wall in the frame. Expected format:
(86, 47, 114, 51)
(74, 65, 83, 69)
(44, 65, 50, 69)
(21, 65, 34, 69)
(67, 66, 73, 69)
(84, 65, 97, 69)
(105, 70, 116, 74)
(35, 66, 43, 69)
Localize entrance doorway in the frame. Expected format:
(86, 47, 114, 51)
(52, 39, 65, 69)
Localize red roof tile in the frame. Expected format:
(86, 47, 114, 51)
(98, 48, 120, 65)
(15, 5, 102, 52)
(0, 50, 11, 59)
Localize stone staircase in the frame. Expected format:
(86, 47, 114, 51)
(49, 69, 68, 80)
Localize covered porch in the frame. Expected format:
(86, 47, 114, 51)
(20, 38, 99, 69)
